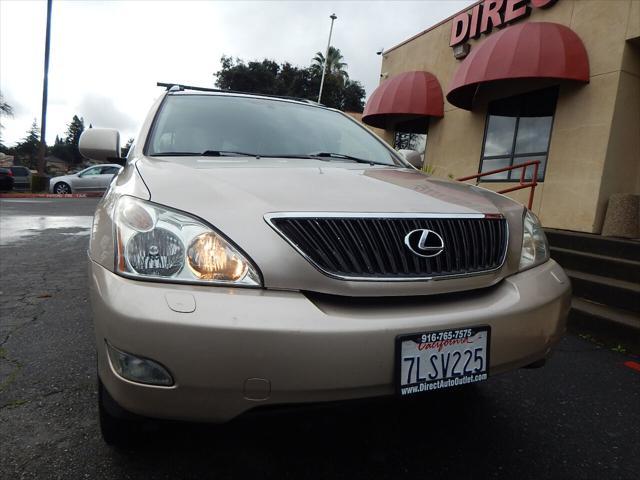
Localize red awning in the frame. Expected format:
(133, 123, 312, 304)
(447, 22, 589, 110)
(362, 71, 444, 133)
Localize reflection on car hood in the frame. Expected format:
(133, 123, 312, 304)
(137, 156, 500, 216)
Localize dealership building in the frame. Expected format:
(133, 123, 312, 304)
(362, 0, 639, 236)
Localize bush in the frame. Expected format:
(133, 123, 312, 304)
(31, 174, 50, 193)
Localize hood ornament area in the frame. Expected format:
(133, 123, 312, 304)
(404, 229, 445, 258)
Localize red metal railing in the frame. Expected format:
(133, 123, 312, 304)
(456, 160, 540, 209)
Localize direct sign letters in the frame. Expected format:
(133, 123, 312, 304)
(450, 0, 558, 47)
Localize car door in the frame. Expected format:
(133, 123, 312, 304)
(75, 166, 103, 191)
(96, 166, 121, 191)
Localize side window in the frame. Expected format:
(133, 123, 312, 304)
(394, 132, 427, 158)
(100, 166, 120, 175)
(479, 87, 558, 182)
(393, 118, 428, 165)
(81, 167, 101, 177)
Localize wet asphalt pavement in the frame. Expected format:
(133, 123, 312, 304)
(0, 198, 638, 479)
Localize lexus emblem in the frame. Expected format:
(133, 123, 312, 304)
(404, 229, 445, 258)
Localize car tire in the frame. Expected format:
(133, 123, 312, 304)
(98, 378, 140, 448)
(53, 182, 72, 194)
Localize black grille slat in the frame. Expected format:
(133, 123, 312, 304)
(271, 216, 507, 279)
(341, 219, 374, 274)
(480, 220, 487, 268)
(387, 219, 410, 273)
(404, 219, 421, 275)
(498, 220, 507, 264)
(469, 220, 480, 270)
(357, 219, 387, 274)
(371, 219, 398, 274)
(433, 218, 452, 273)
(323, 219, 357, 272)
(299, 219, 344, 272)
(358, 219, 389, 275)
(487, 219, 496, 268)
(443, 219, 462, 272)
(283, 220, 338, 272)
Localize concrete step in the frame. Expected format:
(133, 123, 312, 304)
(569, 298, 640, 343)
(545, 228, 640, 262)
(566, 270, 640, 313)
(551, 247, 640, 283)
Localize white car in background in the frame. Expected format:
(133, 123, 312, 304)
(49, 164, 122, 194)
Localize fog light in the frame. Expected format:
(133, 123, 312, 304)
(106, 342, 174, 386)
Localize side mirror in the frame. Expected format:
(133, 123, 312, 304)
(79, 128, 124, 165)
(397, 149, 423, 169)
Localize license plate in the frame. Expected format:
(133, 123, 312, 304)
(396, 326, 490, 396)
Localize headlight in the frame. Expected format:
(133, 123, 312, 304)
(114, 196, 261, 286)
(519, 209, 549, 271)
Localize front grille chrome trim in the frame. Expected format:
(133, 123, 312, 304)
(264, 212, 509, 282)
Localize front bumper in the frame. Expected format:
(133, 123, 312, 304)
(89, 259, 571, 423)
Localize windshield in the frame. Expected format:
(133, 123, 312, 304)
(146, 95, 400, 166)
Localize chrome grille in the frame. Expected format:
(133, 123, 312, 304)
(267, 214, 508, 280)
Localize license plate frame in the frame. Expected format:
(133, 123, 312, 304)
(395, 326, 491, 397)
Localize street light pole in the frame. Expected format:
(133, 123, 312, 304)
(37, 0, 53, 176)
(317, 13, 337, 104)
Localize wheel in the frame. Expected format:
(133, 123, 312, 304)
(53, 182, 72, 194)
(98, 378, 139, 447)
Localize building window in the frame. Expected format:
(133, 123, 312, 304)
(479, 87, 558, 182)
(394, 132, 426, 155)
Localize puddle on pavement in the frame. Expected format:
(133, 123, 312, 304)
(0, 215, 94, 245)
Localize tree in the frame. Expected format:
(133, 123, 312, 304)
(49, 134, 72, 163)
(64, 115, 85, 164)
(14, 120, 41, 168)
(65, 115, 84, 146)
(213, 52, 365, 112)
(341, 80, 366, 112)
(215, 56, 304, 96)
(47, 115, 86, 165)
(121, 138, 134, 158)
(0, 93, 13, 117)
(0, 92, 13, 152)
(311, 47, 349, 84)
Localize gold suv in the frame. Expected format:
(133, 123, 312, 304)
(83, 85, 571, 446)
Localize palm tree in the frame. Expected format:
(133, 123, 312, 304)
(312, 46, 349, 83)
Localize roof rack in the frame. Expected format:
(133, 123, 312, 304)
(157, 82, 319, 105)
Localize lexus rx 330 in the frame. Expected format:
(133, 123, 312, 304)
(83, 86, 571, 445)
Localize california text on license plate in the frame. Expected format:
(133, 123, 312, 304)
(396, 326, 490, 396)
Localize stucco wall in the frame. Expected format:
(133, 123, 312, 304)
(597, 41, 640, 226)
(379, 0, 640, 233)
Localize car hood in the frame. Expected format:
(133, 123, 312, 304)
(135, 156, 525, 296)
(138, 156, 501, 214)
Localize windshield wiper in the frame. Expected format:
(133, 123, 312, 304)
(307, 152, 384, 166)
(150, 150, 257, 157)
(200, 150, 257, 157)
(256, 152, 388, 166)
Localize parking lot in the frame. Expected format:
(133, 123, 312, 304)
(0, 197, 638, 479)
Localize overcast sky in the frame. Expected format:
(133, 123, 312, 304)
(0, 0, 473, 147)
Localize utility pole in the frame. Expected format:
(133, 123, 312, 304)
(37, 0, 53, 177)
(317, 13, 337, 104)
